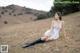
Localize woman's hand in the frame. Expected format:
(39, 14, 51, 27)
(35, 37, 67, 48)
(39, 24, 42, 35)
(62, 22, 70, 41)
(62, 21, 67, 39)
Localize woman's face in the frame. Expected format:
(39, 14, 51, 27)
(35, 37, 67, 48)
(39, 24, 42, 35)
(54, 13, 59, 20)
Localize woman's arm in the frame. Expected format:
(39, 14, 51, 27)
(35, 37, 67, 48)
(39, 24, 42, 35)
(62, 21, 71, 42)
(62, 22, 69, 41)
(62, 21, 67, 39)
(50, 21, 54, 30)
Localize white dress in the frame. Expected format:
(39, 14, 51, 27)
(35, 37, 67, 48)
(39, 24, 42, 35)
(44, 21, 64, 40)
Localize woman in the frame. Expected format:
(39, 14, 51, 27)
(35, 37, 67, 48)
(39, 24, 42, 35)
(22, 12, 66, 48)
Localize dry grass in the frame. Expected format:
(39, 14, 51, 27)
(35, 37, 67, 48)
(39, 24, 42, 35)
(0, 12, 80, 53)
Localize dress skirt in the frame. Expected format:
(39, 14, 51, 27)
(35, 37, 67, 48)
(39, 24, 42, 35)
(44, 29, 59, 40)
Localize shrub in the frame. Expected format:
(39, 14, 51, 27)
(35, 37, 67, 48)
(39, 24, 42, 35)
(25, 12, 32, 14)
(4, 10, 8, 12)
(78, 4, 80, 10)
(4, 21, 8, 24)
(17, 13, 23, 15)
(34, 13, 39, 16)
(11, 10, 15, 13)
(49, 0, 80, 16)
(0, 15, 2, 18)
(9, 13, 12, 15)
(2, 7, 5, 9)
(1, 12, 4, 15)
(37, 14, 48, 20)
(13, 14, 16, 16)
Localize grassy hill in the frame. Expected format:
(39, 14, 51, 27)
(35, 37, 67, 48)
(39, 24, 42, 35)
(0, 4, 47, 28)
(0, 11, 80, 53)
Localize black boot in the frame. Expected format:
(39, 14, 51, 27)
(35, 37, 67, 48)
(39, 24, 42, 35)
(22, 38, 45, 48)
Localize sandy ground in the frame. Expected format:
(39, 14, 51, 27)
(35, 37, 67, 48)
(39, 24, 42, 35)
(0, 12, 80, 53)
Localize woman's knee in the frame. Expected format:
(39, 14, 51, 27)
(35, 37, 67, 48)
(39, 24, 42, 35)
(41, 36, 49, 41)
(47, 37, 54, 41)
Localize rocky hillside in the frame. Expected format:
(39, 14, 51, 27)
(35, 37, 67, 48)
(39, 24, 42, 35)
(0, 4, 47, 28)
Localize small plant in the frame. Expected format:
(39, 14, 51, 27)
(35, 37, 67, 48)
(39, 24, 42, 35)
(4, 21, 8, 24)
(2, 7, 5, 9)
(34, 13, 39, 16)
(9, 13, 12, 15)
(37, 14, 48, 20)
(0, 15, 2, 18)
(13, 14, 16, 16)
(1, 12, 4, 15)
(11, 10, 15, 13)
(4, 10, 8, 12)
(25, 12, 32, 14)
(17, 13, 23, 15)
(79, 4, 80, 10)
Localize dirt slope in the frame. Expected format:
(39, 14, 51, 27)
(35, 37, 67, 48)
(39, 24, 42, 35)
(0, 12, 80, 53)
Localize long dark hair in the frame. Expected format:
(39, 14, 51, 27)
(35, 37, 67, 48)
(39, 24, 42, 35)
(55, 12, 62, 20)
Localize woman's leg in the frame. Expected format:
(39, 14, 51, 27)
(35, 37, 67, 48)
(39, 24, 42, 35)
(41, 36, 53, 42)
(22, 35, 51, 48)
(22, 38, 45, 48)
(41, 36, 49, 41)
(46, 37, 54, 41)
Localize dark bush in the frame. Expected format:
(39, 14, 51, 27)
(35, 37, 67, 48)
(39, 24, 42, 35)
(78, 4, 80, 10)
(4, 10, 8, 12)
(9, 13, 12, 15)
(2, 7, 5, 9)
(11, 9, 15, 13)
(1, 12, 4, 15)
(25, 12, 32, 14)
(48, 0, 80, 16)
(17, 13, 23, 15)
(37, 14, 48, 20)
(50, 2, 80, 16)
(34, 13, 39, 16)
(13, 14, 16, 16)
(4, 21, 8, 24)
(0, 15, 2, 18)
